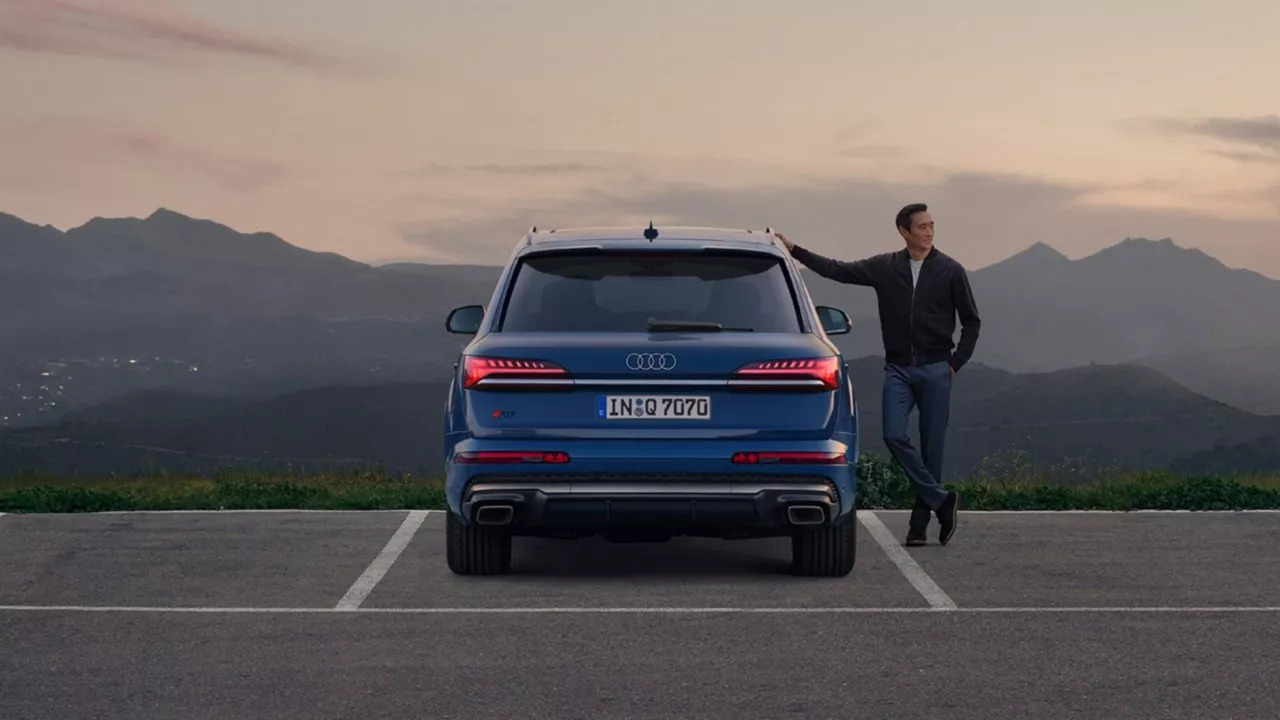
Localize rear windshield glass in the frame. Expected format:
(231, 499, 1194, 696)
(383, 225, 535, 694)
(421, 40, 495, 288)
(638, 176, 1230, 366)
(499, 252, 802, 333)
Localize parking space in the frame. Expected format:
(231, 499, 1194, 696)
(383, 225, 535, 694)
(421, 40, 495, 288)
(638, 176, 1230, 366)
(4, 509, 1280, 718)
(3, 608, 1279, 720)
(363, 512, 927, 609)
(3, 509, 1280, 612)
(0, 511, 410, 608)
(876, 510, 1280, 609)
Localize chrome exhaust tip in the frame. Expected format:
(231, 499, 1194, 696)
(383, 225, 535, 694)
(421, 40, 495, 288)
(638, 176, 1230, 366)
(787, 504, 826, 526)
(474, 505, 515, 525)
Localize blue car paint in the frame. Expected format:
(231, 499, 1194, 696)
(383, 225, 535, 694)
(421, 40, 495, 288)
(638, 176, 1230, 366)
(441, 232, 860, 528)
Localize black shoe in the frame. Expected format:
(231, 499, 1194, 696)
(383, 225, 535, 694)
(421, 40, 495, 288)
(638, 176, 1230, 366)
(905, 529, 927, 547)
(909, 496, 931, 535)
(936, 491, 960, 545)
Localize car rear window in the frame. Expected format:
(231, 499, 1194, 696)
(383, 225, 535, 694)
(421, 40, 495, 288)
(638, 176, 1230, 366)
(498, 252, 802, 333)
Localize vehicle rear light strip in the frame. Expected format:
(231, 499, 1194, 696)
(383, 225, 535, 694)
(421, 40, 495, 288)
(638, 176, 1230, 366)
(455, 450, 571, 464)
(731, 451, 847, 465)
(462, 356, 572, 389)
(729, 356, 840, 391)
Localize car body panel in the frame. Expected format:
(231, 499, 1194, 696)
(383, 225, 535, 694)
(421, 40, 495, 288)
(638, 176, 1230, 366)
(441, 225, 860, 539)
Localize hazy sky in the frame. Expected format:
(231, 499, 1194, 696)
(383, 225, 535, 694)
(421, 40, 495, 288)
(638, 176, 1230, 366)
(2, 0, 1278, 275)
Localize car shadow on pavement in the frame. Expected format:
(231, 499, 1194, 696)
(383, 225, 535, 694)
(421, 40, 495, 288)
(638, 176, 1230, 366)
(503, 536, 804, 578)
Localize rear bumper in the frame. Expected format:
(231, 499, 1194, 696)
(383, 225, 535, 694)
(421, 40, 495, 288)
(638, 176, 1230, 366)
(443, 437, 859, 536)
(464, 483, 839, 536)
(454, 474, 849, 538)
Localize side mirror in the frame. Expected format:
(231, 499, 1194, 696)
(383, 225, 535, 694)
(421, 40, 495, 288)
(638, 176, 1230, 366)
(446, 304, 485, 334)
(815, 305, 851, 335)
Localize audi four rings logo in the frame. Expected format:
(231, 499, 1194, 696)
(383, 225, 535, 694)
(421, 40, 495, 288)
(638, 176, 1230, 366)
(626, 352, 677, 370)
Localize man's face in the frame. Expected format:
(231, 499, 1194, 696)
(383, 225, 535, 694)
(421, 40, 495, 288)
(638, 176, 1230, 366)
(899, 211, 934, 252)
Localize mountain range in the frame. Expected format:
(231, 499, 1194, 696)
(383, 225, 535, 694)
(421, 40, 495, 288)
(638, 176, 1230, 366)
(2, 207, 1279, 478)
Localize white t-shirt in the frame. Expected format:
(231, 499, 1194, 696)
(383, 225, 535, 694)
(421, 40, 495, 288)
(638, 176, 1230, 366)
(910, 258, 922, 288)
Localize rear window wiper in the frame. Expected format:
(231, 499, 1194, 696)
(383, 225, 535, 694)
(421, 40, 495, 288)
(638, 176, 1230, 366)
(646, 318, 754, 332)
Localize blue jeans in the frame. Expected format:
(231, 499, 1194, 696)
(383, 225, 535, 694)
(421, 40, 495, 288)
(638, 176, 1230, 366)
(881, 361, 953, 532)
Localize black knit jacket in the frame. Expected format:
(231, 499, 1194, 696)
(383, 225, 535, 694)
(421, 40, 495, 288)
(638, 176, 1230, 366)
(790, 244, 981, 372)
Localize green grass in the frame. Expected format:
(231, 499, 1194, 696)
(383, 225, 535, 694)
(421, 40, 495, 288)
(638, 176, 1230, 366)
(0, 468, 446, 514)
(854, 451, 1280, 511)
(2, 453, 1279, 513)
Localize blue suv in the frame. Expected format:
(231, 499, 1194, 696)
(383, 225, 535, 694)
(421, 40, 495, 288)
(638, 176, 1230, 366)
(442, 225, 860, 576)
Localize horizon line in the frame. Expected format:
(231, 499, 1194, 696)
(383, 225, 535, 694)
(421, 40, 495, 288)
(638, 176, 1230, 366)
(1, 205, 1265, 280)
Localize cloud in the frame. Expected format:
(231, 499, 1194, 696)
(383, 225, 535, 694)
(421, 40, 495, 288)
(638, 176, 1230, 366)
(0, 116, 291, 194)
(99, 129, 290, 193)
(1267, 185, 1280, 216)
(1209, 149, 1280, 166)
(409, 162, 610, 177)
(1180, 116, 1280, 152)
(1139, 114, 1280, 164)
(0, 0, 365, 74)
(835, 145, 907, 160)
(395, 168, 1280, 277)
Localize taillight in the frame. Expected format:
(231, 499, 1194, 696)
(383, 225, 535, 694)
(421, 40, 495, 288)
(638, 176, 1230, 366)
(462, 356, 571, 390)
(455, 450, 571, 464)
(729, 356, 840, 390)
(732, 451, 847, 464)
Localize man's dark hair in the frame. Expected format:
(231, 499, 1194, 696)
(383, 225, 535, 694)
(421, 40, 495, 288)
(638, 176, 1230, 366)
(895, 203, 928, 231)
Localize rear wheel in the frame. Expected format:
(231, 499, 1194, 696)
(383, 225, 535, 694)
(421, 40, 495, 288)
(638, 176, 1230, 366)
(446, 510, 513, 575)
(790, 514, 856, 577)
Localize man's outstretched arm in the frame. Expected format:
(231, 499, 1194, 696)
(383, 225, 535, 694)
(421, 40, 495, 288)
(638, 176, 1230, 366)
(949, 265, 981, 373)
(775, 232, 879, 287)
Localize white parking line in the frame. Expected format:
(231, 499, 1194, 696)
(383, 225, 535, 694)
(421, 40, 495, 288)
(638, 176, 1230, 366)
(872, 509, 1280, 514)
(1, 508, 1273, 516)
(2, 605, 1279, 614)
(86, 509, 447, 515)
(334, 510, 429, 611)
(857, 510, 958, 611)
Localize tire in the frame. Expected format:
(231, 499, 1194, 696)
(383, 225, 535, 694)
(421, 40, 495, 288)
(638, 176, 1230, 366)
(446, 510, 513, 575)
(790, 514, 857, 577)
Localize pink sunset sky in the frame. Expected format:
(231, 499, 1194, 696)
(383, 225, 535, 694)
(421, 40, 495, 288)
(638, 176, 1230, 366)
(2, 0, 1278, 274)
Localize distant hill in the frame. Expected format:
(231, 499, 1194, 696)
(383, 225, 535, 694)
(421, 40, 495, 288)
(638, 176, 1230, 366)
(0, 208, 496, 324)
(5, 206, 1280, 453)
(381, 261, 502, 284)
(773, 237, 1280, 414)
(844, 357, 1276, 479)
(1129, 345, 1280, 416)
(0, 209, 495, 424)
(4, 359, 1277, 479)
(810, 236, 1280, 371)
(1169, 431, 1280, 476)
(0, 382, 451, 477)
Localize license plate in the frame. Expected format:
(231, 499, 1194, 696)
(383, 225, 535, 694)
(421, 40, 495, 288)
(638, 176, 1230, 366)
(598, 395, 711, 420)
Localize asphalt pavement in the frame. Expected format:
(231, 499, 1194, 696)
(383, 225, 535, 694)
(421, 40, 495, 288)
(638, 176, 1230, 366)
(2, 508, 1278, 718)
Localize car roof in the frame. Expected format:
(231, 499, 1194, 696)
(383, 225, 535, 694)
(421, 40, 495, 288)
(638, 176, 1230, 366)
(515, 224, 783, 253)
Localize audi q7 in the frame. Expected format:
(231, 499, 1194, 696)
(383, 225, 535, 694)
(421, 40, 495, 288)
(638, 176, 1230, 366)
(442, 225, 860, 576)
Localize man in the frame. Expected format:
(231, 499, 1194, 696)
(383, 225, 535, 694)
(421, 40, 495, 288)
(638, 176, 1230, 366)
(775, 203, 980, 546)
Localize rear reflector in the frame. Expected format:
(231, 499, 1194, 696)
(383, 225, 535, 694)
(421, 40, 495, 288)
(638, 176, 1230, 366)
(462, 356, 570, 389)
(455, 450, 570, 464)
(730, 356, 840, 390)
(732, 451, 847, 465)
